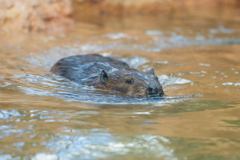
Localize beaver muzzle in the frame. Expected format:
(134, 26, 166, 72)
(146, 82, 165, 97)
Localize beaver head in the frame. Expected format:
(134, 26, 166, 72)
(99, 68, 165, 98)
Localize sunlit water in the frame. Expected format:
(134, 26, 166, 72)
(0, 9, 240, 160)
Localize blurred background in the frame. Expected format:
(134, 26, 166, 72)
(0, 0, 240, 32)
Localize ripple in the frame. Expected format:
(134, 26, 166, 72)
(44, 134, 176, 159)
(158, 75, 192, 86)
(145, 30, 163, 35)
(120, 56, 149, 68)
(2, 56, 195, 105)
(222, 82, 240, 86)
(104, 33, 128, 39)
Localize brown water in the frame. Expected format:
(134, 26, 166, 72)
(0, 10, 240, 160)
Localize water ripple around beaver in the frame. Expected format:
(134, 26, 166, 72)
(3, 69, 197, 105)
(2, 24, 240, 105)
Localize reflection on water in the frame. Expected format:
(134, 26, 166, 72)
(1, 9, 240, 160)
(0, 102, 240, 159)
(46, 134, 175, 159)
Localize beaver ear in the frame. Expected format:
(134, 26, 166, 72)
(147, 68, 155, 75)
(100, 70, 109, 84)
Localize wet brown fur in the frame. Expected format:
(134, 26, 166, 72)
(95, 70, 160, 97)
(51, 54, 163, 98)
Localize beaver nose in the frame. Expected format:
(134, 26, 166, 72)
(146, 83, 164, 97)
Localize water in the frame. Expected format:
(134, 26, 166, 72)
(0, 9, 240, 160)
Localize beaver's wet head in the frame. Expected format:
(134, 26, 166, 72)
(99, 68, 165, 98)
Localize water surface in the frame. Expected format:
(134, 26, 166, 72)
(0, 9, 240, 160)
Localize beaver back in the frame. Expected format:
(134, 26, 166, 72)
(50, 54, 130, 82)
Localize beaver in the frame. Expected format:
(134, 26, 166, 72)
(50, 54, 165, 98)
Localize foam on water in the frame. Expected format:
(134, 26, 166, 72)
(146, 30, 163, 35)
(222, 82, 240, 86)
(120, 56, 149, 68)
(158, 75, 192, 86)
(104, 33, 128, 39)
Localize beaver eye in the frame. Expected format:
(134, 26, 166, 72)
(125, 78, 134, 84)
